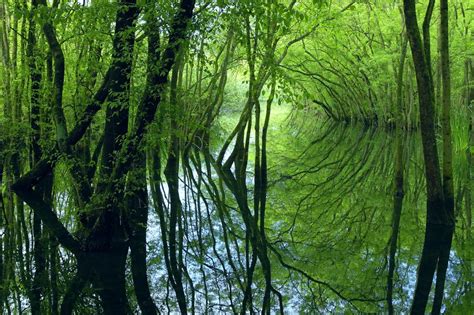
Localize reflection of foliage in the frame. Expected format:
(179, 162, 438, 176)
(0, 0, 472, 313)
(263, 115, 472, 313)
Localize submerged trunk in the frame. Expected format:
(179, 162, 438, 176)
(57, 219, 130, 315)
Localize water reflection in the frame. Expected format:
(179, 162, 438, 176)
(266, 114, 472, 313)
(146, 110, 472, 313)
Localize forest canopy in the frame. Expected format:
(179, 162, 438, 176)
(0, 0, 472, 314)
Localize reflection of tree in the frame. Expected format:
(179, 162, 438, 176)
(0, 0, 471, 312)
(268, 121, 421, 312)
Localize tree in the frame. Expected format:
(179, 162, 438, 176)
(10, 0, 195, 313)
(403, 0, 455, 313)
(0, 0, 470, 313)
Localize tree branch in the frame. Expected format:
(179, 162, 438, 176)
(14, 187, 81, 255)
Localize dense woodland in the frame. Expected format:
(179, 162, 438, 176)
(0, 0, 472, 313)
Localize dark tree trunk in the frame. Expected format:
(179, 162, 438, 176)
(432, 0, 455, 312)
(164, 59, 188, 314)
(12, 0, 196, 313)
(127, 152, 157, 315)
(49, 235, 59, 315)
(403, 0, 452, 313)
(90, 247, 130, 315)
(387, 32, 408, 315)
(27, 0, 53, 312)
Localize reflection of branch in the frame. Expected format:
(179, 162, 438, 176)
(269, 243, 384, 310)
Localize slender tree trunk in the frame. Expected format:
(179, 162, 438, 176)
(49, 235, 59, 315)
(0, 0, 10, 309)
(387, 32, 407, 315)
(403, 0, 448, 313)
(164, 59, 188, 315)
(127, 152, 157, 315)
(37, 0, 68, 146)
(465, 58, 473, 235)
(432, 0, 455, 312)
(27, 0, 51, 312)
(0, 159, 5, 312)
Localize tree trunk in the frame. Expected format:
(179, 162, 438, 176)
(163, 59, 188, 315)
(403, 0, 449, 313)
(127, 152, 157, 315)
(89, 247, 130, 315)
(432, 0, 455, 312)
(387, 32, 407, 315)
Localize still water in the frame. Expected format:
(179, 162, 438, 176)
(146, 107, 473, 313)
